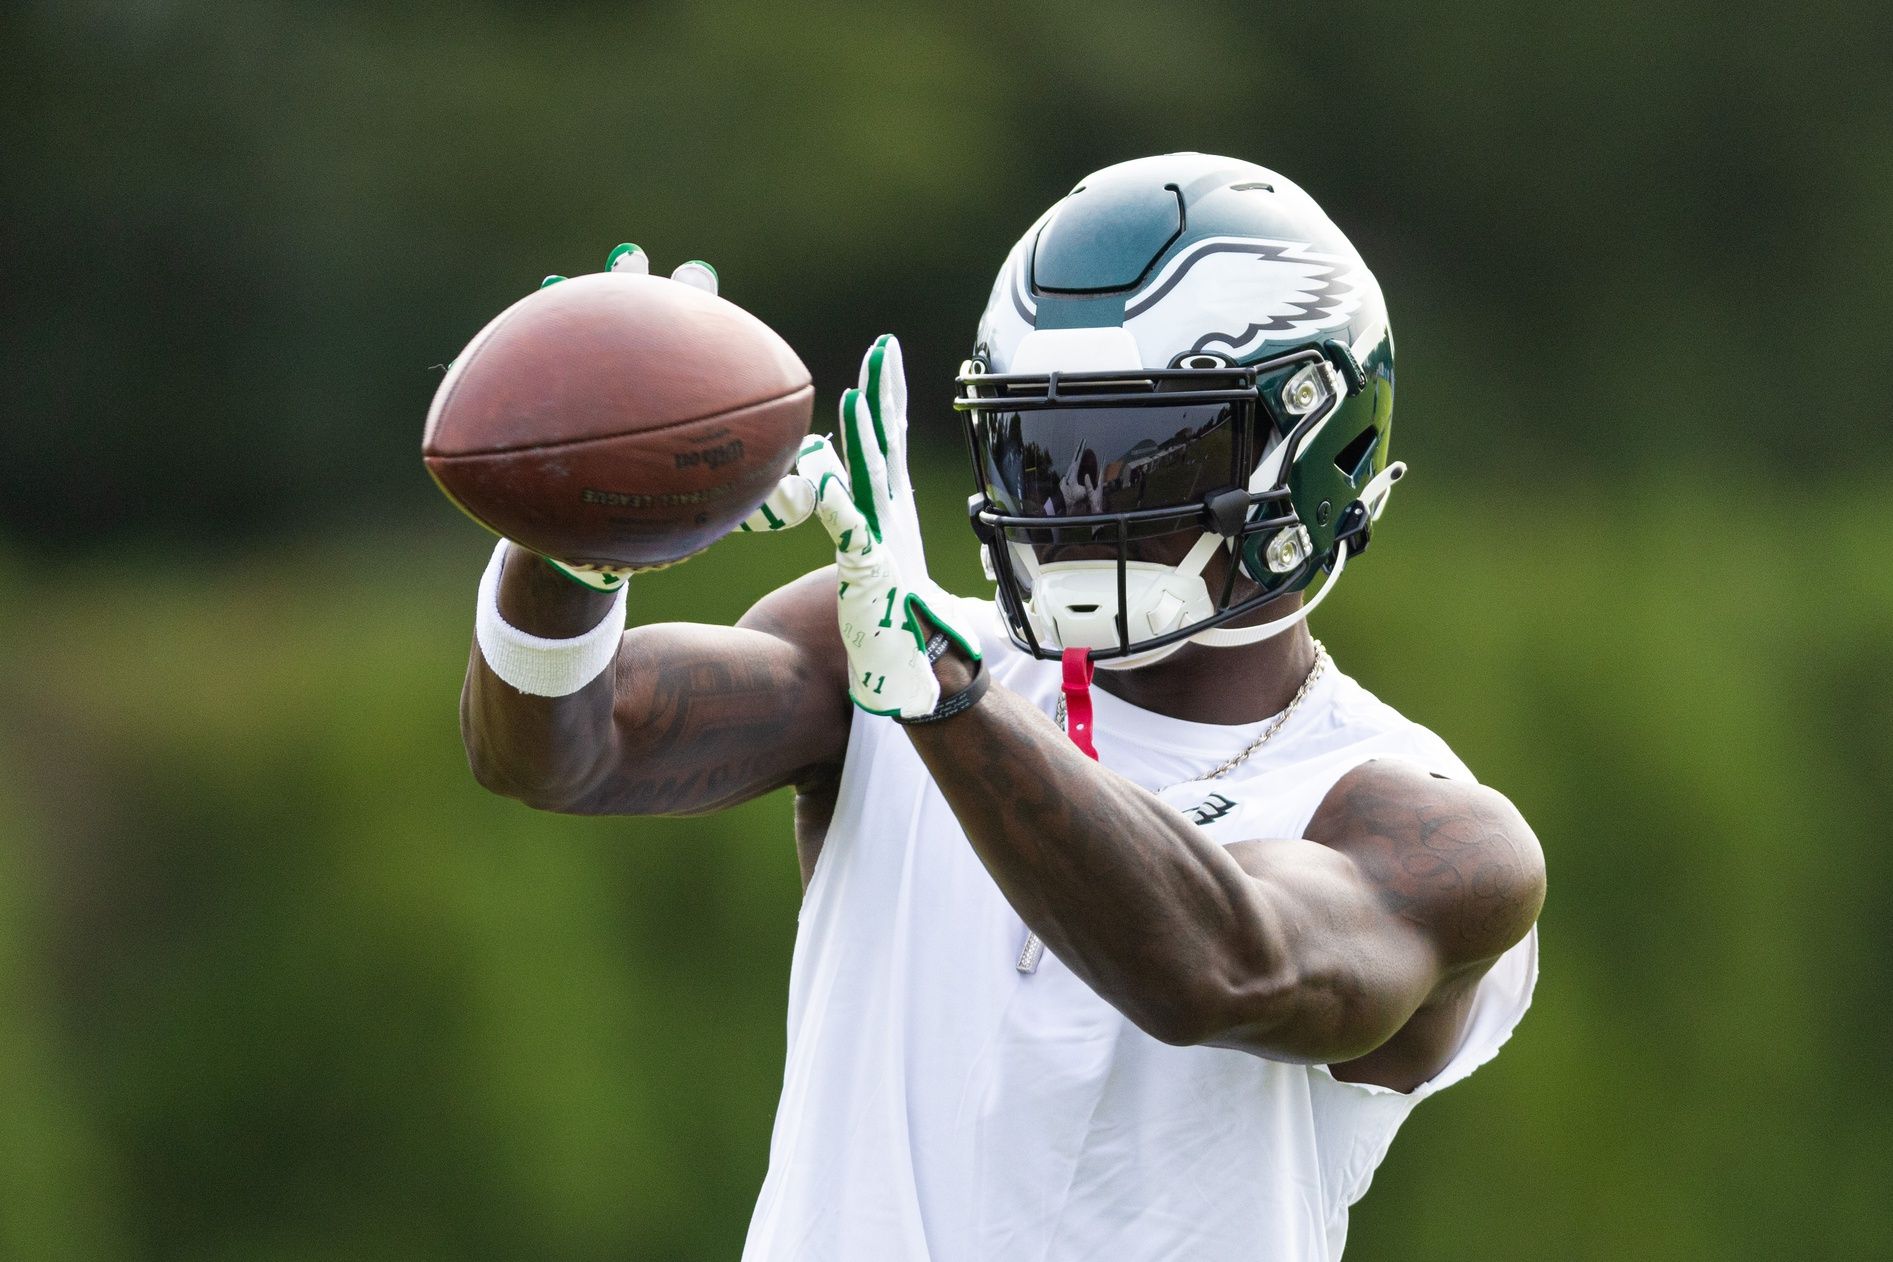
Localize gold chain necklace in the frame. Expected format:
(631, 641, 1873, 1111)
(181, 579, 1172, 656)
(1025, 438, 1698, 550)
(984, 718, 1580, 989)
(1050, 640, 1329, 791)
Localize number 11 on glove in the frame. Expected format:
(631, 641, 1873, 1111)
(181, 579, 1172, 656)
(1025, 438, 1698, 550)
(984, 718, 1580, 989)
(800, 334, 980, 718)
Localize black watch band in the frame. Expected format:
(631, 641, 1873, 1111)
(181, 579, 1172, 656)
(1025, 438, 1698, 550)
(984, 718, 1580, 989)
(894, 641, 990, 726)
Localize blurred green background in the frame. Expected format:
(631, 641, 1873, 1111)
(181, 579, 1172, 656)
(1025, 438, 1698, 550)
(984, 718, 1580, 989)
(4, 1, 1890, 1258)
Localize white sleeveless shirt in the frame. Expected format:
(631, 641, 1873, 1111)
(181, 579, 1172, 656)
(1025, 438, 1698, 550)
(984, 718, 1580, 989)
(743, 602, 1538, 1261)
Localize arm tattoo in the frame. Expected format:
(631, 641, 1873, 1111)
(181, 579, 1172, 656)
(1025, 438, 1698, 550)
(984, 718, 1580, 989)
(595, 643, 835, 816)
(1319, 770, 1544, 967)
(464, 565, 851, 818)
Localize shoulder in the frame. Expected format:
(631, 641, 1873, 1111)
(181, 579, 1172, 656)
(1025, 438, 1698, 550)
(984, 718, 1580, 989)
(736, 565, 851, 695)
(737, 565, 837, 644)
(1306, 758, 1546, 972)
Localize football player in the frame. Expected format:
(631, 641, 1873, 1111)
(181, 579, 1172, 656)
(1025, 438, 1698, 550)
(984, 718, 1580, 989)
(460, 152, 1545, 1261)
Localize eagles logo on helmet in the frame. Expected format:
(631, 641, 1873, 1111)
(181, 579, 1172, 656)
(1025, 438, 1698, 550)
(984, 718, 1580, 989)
(954, 152, 1406, 670)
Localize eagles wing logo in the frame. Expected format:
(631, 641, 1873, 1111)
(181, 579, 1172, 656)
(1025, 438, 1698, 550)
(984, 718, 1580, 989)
(1186, 792, 1239, 826)
(986, 233, 1369, 372)
(1125, 238, 1365, 362)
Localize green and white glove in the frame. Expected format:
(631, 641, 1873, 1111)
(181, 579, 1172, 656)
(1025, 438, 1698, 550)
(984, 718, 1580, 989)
(736, 474, 818, 534)
(799, 334, 982, 718)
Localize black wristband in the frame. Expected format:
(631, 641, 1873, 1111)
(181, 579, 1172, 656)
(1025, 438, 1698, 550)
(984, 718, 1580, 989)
(893, 653, 990, 726)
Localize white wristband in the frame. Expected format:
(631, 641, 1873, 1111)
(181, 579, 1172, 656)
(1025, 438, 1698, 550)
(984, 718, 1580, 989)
(475, 539, 628, 697)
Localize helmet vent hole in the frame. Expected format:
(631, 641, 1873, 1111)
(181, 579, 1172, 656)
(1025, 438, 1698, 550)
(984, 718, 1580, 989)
(1170, 351, 1233, 370)
(1229, 181, 1275, 193)
(1333, 428, 1380, 483)
(1067, 604, 1099, 614)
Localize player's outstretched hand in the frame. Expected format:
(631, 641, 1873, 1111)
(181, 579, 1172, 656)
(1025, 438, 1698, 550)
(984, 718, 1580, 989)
(799, 335, 981, 718)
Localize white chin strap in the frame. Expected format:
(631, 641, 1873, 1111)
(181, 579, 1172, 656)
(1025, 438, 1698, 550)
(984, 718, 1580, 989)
(1188, 538, 1347, 648)
(1009, 461, 1405, 666)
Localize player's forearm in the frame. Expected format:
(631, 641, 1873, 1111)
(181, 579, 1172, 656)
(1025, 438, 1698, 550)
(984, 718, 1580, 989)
(903, 676, 1291, 1044)
(460, 543, 624, 808)
(495, 541, 619, 637)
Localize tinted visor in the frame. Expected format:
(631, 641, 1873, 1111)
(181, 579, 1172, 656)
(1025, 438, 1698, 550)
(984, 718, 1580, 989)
(975, 399, 1257, 532)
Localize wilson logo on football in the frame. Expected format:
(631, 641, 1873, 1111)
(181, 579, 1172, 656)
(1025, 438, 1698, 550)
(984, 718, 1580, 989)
(675, 439, 746, 471)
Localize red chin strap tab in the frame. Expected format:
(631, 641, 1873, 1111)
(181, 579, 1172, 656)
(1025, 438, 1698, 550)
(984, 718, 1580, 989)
(1060, 647, 1098, 761)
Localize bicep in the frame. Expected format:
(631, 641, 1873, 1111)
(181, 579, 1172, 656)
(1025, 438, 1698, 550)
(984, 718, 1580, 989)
(1205, 766, 1544, 1063)
(568, 567, 852, 816)
(1209, 837, 1443, 1063)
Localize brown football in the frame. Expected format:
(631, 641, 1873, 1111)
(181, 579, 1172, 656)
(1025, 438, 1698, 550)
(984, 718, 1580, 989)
(422, 272, 814, 570)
